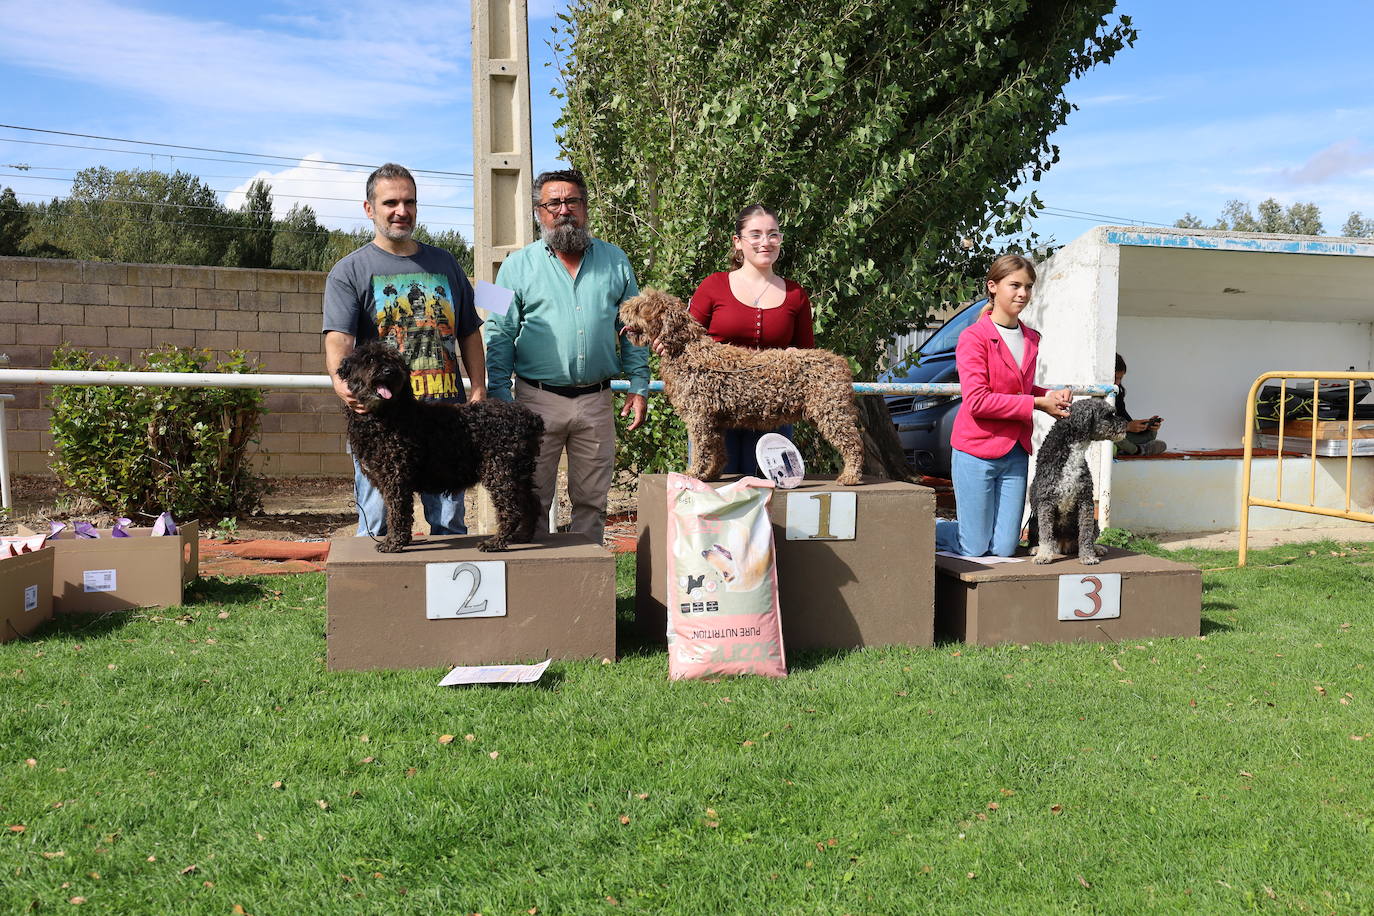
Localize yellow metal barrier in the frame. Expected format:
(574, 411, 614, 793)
(1239, 370, 1374, 566)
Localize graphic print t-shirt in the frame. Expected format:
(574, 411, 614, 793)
(323, 242, 481, 403)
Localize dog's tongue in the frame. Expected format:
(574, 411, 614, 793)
(376, 385, 392, 400)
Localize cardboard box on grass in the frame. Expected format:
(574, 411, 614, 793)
(636, 474, 936, 651)
(20, 522, 200, 615)
(326, 532, 615, 671)
(0, 547, 55, 643)
(935, 547, 1201, 646)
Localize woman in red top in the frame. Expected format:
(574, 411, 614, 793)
(687, 203, 815, 475)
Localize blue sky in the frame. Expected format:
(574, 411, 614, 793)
(1, 0, 1371, 247)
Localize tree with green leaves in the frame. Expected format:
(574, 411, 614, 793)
(271, 202, 331, 271)
(554, 0, 1136, 474)
(1342, 211, 1374, 238)
(25, 167, 238, 265)
(1182, 198, 1324, 235)
(0, 187, 26, 255)
(226, 179, 275, 269)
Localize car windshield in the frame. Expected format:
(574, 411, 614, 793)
(919, 299, 985, 355)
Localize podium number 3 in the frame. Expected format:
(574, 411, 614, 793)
(450, 563, 489, 616)
(1056, 572, 1120, 621)
(1075, 576, 1103, 617)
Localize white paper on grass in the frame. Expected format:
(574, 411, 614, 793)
(474, 280, 515, 316)
(439, 657, 552, 686)
(935, 552, 1027, 564)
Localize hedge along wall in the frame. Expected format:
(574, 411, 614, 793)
(0, 256, 350, 477)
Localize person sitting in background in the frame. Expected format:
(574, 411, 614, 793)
(1114, 352, 1167, 456)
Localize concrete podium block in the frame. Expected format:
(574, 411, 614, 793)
(935, 548, 1201, 646)
(636, 474, 935, 651)
(327, 533, 615, 671)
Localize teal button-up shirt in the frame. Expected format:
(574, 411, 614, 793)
(485, 237, 650, 400)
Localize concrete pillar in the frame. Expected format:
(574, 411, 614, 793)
(472, 0, 535, 533)
(471, 0, 534, 283)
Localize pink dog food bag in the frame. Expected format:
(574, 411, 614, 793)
(664, 472, 786, 679)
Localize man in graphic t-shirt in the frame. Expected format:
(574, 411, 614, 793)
(322, 162, 486, 537)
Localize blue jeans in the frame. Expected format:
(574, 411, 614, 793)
(721, 425, 794, 477)
(935, 445, 1028, 557)
(352, 457, 467, 537)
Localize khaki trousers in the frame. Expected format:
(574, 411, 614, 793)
(515, 379, 616, 546)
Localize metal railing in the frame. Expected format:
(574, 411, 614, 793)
(1238, 370, 1374, 566)
(0, 366, 1117, 511)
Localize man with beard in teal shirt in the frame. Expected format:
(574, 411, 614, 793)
(485, 169, 649, 546)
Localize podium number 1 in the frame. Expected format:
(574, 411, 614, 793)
(810, 493, 835, 539)
(1056, 572, 1121, 621)
(785, 492, 857, 540)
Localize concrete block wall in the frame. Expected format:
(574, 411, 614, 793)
(0, 256, 350, 477)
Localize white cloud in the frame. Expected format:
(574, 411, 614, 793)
(1073, 93, 1164, 108)
(1280, 139, 1374, 186)
(0, 0, 468, 116)
(222, 155, 473, 235)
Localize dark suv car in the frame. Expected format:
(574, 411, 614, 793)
(880, 298, 985, 478)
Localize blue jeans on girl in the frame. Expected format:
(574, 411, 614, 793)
(934, 445, 1028, 557)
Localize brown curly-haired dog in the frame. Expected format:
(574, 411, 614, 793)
(619, 288, 865, 485)
(338, 341, 544, 553)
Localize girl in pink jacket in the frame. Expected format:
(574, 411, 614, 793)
(935, 255, 1071, 557)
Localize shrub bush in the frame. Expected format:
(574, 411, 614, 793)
(49, 345, 267, 521)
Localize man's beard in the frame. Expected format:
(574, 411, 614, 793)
(543, 218, 590, 255)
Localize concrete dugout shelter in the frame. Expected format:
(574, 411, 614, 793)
(1023, 226, 1374, 534)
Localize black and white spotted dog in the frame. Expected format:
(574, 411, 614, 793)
(1029, 399, 1129, 565)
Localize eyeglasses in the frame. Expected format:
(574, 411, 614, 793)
(739, 231, 783, 243)
(536, 197, 586, 213)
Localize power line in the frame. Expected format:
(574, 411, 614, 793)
(0, 123, 474, 178)
(4, 192, 473, 228)
(1, 204, 339, 238)
(0, 137, 473, 184)
(1036, 206, 1171, 228)
(1, 172, 474, 211)
(3, 163, 430, 188)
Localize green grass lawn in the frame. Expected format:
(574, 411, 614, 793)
(2, 541, 1372, 914)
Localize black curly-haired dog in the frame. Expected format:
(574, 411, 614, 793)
(1029, 398, 1129, 565)
(338, 341, 543, 553)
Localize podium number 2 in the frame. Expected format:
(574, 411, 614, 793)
(1056, 572, 1121, 621)
(425, 560, 507, 619)
(450, 563, 489, 616)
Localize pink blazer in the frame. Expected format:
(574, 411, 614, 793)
(950, 313, 1047, 459)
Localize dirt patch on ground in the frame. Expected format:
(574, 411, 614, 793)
(2, 474, 641, 544)
(0, 475, 359, 541)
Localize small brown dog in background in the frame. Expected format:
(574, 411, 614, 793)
(618, 288, 865, 485)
